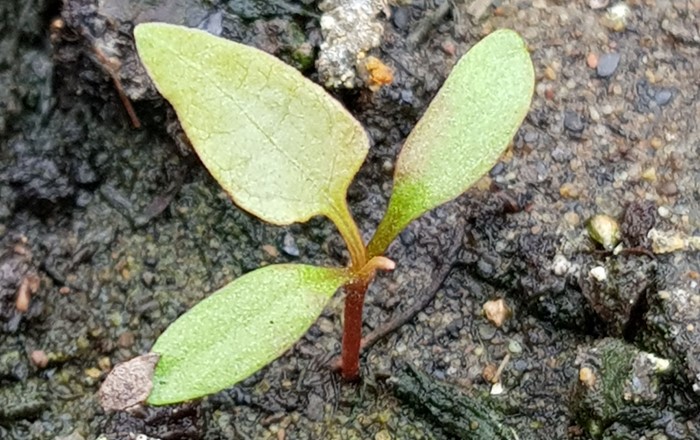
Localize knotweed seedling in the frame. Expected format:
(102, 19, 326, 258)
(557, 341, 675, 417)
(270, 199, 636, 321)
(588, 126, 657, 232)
(101, 23, 534, 407)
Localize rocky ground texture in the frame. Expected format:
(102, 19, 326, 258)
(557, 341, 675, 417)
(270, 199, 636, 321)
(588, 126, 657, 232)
(1, 0, 699, 439)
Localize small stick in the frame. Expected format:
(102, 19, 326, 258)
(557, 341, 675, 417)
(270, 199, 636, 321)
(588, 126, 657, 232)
(91, 45, 141, 128)
(361, 239, 461, 351)
(329, 229, 464, 374)
(491, 353, 510, 384)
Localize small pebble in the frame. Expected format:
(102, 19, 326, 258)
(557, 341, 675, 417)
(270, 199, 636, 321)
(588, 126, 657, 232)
(559, 182, 579, 199)
(483, 298, 511, 327)
(141, 271, 155, 287)
(658, 182, 678, 197)
(590, 266, 607, 282)
(641, 167, 657, 183)
(282, 233, 300, 257)
(597, 53, 621, 78)
(508, 340, 523, 354)
(657, 206, 671, 218)
(375, 431, 391, 440)
(490, 382, 504, 395)
(478, 323, 497, 340)
(544, 66, 557, 80)
(650, 137, 664, 149)
(85, 367, 102, 379)
(589, 0, 609, 9)
(16, 273, 38, 312)
(648, 229, 685, 254)
(392, 7, 409, 30)
(482, 363, 498, 383)
(586, 52, 598, 69)
(552, 254, 571, 276)
(30, 350, 49, 369)
(317, 317, 334, 334)
(262, 244, 279, 258)
(98, 357, 112, 371)
(603, 3, 631, 31)
(654, 88, 673, 106)
(564, 211, 581, 226)
(587, 214, 621, 250)
(564, 111, 585, 133)
(440, 40, 456, 56)
(545, 86, 555, 101)
(579, 366, 596, 387)
(117, 331, 135, 349)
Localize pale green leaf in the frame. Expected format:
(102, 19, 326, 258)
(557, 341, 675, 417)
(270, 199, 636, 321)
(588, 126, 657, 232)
(134, 23, 368, 226)
(148, 264, 350, 405)
(368, 29, 534, 256)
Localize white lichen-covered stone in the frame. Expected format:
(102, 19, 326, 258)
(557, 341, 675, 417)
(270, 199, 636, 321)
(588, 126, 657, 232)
(317, 0, 386, 88)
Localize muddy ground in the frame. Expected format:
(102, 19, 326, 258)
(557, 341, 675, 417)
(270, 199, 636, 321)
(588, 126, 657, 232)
(1, 0, 699, 439)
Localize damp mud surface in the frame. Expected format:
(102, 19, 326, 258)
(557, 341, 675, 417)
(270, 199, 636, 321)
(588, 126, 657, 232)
(1, 0, 699, 439)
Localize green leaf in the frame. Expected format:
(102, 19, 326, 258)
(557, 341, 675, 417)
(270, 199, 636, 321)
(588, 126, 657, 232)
(134, 23, 369, 226)
(148, 264, 350, 405)
(368, 30, 534, 257)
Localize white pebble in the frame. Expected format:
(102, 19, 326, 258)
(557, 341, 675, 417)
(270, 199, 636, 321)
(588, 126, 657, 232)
(552, 254, 571, 276)
(590, 266, 607, 282)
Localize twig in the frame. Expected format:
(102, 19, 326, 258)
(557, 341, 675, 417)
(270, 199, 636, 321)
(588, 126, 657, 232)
(91, 45, 141, 128)
(360, 237, 462, 351)
(327, 221, 465, 373)
(491, 353, 510, 384)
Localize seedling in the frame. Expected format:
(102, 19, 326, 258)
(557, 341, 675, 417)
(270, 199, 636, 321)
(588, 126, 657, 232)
(120, 23, 533, 406)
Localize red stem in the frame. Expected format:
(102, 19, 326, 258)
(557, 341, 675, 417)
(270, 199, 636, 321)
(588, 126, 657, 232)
(340, 279, 369, 381)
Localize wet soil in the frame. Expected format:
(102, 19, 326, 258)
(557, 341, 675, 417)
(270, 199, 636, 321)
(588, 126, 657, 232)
(1, 0, 699, 439)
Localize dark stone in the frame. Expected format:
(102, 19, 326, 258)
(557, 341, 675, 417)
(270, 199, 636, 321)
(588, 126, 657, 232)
(399, 229, 416, 247)
(445, 317, 464, 339)
(489, 162, 505, 177)
(597, 53, 621, 78)
(392, 7, 409, 30)
(400, 89, 414, 104)
(654, 88, 673, 106)
(564, 111, 585, 134)
(635, 81, 674, 113)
